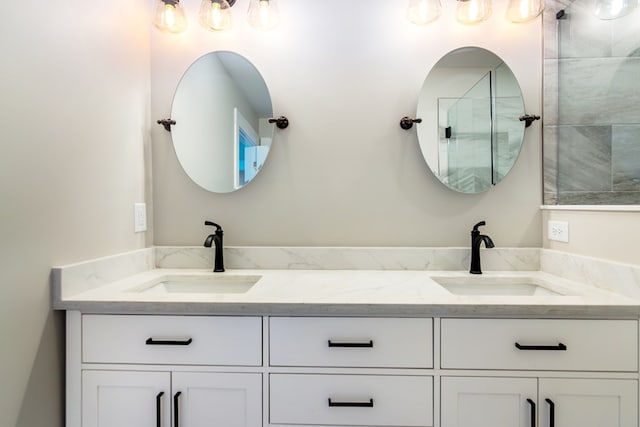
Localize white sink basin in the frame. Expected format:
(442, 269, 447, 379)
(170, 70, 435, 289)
(433, 276, 569, 296)
(133, 274, 261, 294)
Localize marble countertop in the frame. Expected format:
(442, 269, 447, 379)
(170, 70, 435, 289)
(53, 264, 640, 318)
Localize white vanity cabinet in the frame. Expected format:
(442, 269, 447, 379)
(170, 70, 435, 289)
(69, 314, 263, 427)
(440, 318, 639, 427)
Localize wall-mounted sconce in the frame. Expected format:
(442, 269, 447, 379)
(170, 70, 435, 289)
(407, 0, 442, 25)
(456, 0, 493, 24)
(594, 0, 637, 19)
(506, 0, 544, 22)
(200, 0, 235, 31)
(268, 116, 289, 129)
(399, 117, 423, 130)
(247, 0, 281, 30)
(519, 114, 540, 128)
(153, 0, 189, 33)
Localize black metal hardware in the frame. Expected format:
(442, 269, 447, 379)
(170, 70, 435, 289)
(156, 392, 164, 427)
(328, 398, 374, 407)
(204, 221, 225, 272)
(445, 126, 452, 139)
(145, 338, 193, 346)
(400, 117, 423, 130)
(515, 342, 567, 351)
(157, 119, 176, 132)
(268, 116, 289, 129)
(174, 391, 182, 427)
(470, 221, 495, 275)
(519, 114, 541, 128)
(527, 399, 536, 427)
(556, 9, 567, 19)
(546, 398, 555, 427)
(328, 340, 374, 348)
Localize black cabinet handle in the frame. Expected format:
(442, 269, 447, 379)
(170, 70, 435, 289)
(546, 398, 555, 427)
(146, 338, 193, 346)
(328, 398, 374, 407)
(174, 391, 182, 427)
(327, 340, 374, 348)
(515, 342, 567, 351)
(526, 398, 536, 427)
(156, 392, 164, 427)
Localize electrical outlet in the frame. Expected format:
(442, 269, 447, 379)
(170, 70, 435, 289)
(548, 220, 569, 243)
(134, 203, 147, 233)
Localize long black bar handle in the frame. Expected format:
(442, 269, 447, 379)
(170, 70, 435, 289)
(546, 398, 555, 427)
(515, 342, 567, 351)
(526, 398, 536, 427)
(327, 340, 374, 348)
(174, 391, 182, 427)
(156, 392, 164, 427)
(328, 398, 374, 407)
(146, 338, 193, 346)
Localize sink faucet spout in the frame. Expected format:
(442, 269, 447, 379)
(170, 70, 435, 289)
(204, 220, 225, 272)
(470, 221, 494, 274)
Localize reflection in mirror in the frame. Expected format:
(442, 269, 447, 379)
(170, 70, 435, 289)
(416, 47, 526, 193)
(171, 51, 274, 193)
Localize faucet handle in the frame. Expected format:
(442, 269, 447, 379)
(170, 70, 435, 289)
(472, 221, 486, 232)
(205, 220, 223, 232)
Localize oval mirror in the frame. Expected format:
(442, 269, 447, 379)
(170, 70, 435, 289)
(171, 51, 275, 193)
(416, 47, 526, 193)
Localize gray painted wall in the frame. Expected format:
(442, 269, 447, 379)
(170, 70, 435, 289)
(0, 1, 150, 425)
(151, 0, 544, 249)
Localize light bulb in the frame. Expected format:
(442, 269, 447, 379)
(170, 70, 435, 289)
(153, 0, 188, 33)
(247, 0, 281, 30)
(200, 0, 233, 31)
(506, 0, 544, 22)
(594, 0, 637, 19)
(408, 0, 442, 24)
(456, 0, 492, 24)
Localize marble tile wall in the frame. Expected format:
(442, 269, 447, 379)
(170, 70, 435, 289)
(542, 0, 640, 205)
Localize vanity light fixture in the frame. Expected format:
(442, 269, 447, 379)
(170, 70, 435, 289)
(456, 0, 493, 25)
(407, 0, 442, 25)
(594, 0, 637, 19)
(506, 0, 545, 22)
(200, 0, 235, 31)
(247, 0, 281, 30)
(153, 0, 188, 33)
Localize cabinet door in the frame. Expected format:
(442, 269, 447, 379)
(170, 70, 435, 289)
(83, 370, 171, 427)
(441, 377, 537, 427)
(172, 372, 262, 427)
(539, 378, 638, 427)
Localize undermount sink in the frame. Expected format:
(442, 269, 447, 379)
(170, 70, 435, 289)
(432, 276, 569, 296)
(132, 274, 261, 295)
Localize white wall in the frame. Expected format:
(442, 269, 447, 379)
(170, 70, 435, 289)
(151, 0, 544, 248)
(0, 1, 150, 425)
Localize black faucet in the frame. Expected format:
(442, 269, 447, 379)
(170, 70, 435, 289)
(204, 221, 225, 272)
(470, 221, 495, 274)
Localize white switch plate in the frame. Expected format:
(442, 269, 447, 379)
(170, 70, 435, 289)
(548, 220, 569, 242)
(134, 203, 147, 233)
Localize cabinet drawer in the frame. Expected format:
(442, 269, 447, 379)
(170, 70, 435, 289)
(82, 315, 262, 365)
(270, 374, 433, 426)
(441, 318, 638, 371)
(269, 317, 432, 368)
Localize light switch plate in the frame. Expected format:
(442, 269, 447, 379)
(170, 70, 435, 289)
(134, 203, 147, 233)
(547, 220, 569, 242)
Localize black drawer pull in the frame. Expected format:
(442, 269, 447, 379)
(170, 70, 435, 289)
(515, 342, 566, 351)
(328, 398, 374, 407)
(546, 398, 555, 427)
(527, 399, 536, 427)
(146, 338, 193, 346)
(156, 392, 164, 427)
(328, 340, 374, 348)
(174, 391, 182, 427)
